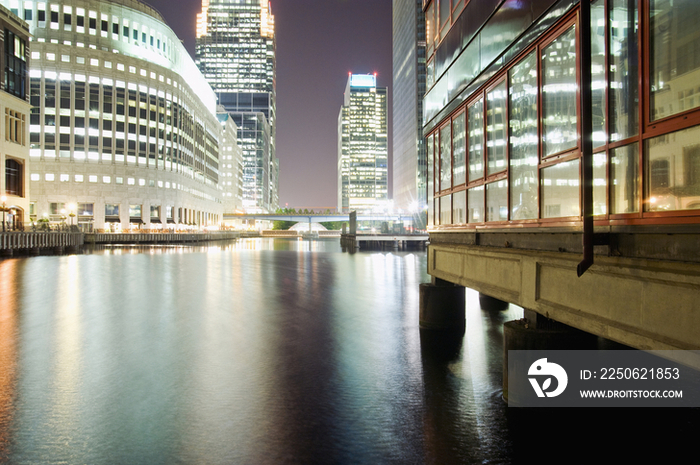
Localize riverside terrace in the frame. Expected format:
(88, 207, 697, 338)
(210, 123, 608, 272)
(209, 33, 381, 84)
(0, 231, 241, 256)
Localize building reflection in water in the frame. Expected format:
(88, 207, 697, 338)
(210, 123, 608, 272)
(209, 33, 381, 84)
(0, 260, 18, 462)
(0, 239, 696, 463)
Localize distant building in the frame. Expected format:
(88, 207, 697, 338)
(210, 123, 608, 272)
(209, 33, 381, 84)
(217, 111, 243, 214)
(196, 0, 278, 213)
(337, 73, 388, 213)
(2, 0, 224, 230)
(392, 0, 426, 225)
(0, 5, 30, 230)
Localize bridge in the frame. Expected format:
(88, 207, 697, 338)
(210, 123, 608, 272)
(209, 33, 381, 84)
(223, 213, 416, 223)
(223, 212, 418, 233)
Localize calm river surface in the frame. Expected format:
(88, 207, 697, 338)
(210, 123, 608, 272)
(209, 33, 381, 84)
(0, 238, 697, 464)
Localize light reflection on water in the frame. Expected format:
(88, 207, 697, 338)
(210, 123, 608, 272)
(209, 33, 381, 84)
(0, 238, 697, 464)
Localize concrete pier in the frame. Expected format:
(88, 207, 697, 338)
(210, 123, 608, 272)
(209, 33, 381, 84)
(419, 278, 466, 334)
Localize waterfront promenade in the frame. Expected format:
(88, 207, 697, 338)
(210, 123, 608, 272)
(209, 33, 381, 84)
(0, 230, 242, 255)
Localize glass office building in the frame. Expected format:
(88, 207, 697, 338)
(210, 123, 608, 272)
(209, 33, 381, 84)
(338, 73, 388, 213)
(2, 0, 224, 230)
(392, 0, 426, 225)
(196, 0, 277, 213)
(422, 0, 700, 351)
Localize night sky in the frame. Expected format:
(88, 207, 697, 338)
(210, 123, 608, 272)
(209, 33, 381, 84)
(143, 0, 393, 210)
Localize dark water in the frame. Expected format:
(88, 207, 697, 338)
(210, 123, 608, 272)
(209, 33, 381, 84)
(0, 238, 697, 464)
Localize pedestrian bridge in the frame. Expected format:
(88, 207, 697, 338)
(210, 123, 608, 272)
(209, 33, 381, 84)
(223, 213, 415, 223)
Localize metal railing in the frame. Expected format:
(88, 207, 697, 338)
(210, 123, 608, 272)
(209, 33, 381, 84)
(0, 232, 84, 251)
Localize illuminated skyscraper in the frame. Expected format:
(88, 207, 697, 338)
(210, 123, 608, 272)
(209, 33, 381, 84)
(392, 0, 426, 225)
(196, 0, 277, 213)
(337, 74, 388, 213)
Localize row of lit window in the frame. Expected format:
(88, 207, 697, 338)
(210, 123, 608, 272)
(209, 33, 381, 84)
(15, 2, 171, 55)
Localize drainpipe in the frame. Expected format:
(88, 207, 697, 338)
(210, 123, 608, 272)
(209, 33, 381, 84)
(577, 0, 594, 277)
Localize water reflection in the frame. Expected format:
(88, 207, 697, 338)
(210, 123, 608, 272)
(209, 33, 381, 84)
(0, 260, 18, 462)
(0, 239, 696, 463)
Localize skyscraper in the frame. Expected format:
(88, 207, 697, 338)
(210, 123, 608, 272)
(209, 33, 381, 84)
(392, 0, 426, 226)
(196, 0, 278, 213)
(337, 74, 388, 213)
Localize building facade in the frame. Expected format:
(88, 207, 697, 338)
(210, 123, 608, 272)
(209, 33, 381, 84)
(2, 0, 224, 231)
(217, 111, 243, 214)
(392, 0, 426, 225)
(337, 73, 388, 213)
(196, 0, 277, 213)
(423, 0, 700, 350)
(0, 5, 30, 230)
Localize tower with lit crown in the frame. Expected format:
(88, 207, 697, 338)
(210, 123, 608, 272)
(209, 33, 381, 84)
(196, 0, 278, 213)
(338, 73, 388, 213)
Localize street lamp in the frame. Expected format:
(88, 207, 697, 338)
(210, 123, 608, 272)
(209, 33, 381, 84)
(68, 203, 76, 227)
(1, 195, 6, 232)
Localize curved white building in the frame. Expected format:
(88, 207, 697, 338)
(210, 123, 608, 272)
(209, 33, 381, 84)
(3, 0, 223, 230)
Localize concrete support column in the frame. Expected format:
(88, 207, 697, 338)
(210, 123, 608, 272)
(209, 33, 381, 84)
(479, 292, 509, 311)
(349, 211, 356, 234)
(503, 310, 596, 403)
(419, 278, 466, 334)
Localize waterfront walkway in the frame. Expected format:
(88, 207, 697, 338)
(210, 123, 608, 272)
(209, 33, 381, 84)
(0, 231, 241, 255)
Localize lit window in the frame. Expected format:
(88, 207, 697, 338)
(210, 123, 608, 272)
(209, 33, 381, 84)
(60, 174, 69, 182)
(45, 173, 54, 181)
(127, 177, 135, 185)
(103, 176, 111, 183)
(31, 173, 40, 181)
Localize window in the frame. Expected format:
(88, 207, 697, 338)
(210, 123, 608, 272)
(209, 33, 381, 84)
(105, 204, 119, 217)
(509, 52, 539, 220)
(78, 203, 93, 216)
(486, 81, 507, 175)
(650, 0, 700, 120)
(645, 125, 700, 211)
(542, 25, 578, 157)
(468, 98, 484, 181)
(453, 190, 466, 224)
(468, 186, 484, 223)
(50, 203, 66, 215)
(610, 0, 639, 142)
(4, 29, 27, 98)
(541, 159, 580, 218)
(439, 123, 451, 191)
(427, 134, 434, 226)
(5, 108, 25, 145)
(129, 204, 142, 218)
(611, 144, 639, 214)
(452, 112, 466, 185)
(5, 159, 22, 196)
(486, 180, 508, 221)
(439, 194, 451, 225)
